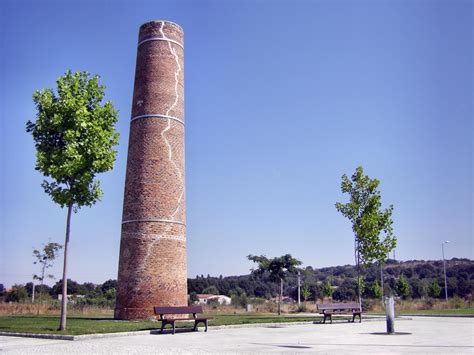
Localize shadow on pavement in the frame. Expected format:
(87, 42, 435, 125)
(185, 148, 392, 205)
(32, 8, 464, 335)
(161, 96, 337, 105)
(150, 328, 197, 335)
(252, 342, 473, 349)
(365, 332, 412, 335)
(250, 343, 313, 349)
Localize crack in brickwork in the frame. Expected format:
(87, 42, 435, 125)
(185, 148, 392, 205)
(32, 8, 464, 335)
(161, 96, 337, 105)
(121, 233, 184, 299)
(160, 21, 184, 222)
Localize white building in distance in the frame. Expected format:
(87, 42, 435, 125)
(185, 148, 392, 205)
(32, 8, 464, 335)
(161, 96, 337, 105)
(196, 294, 231, 305)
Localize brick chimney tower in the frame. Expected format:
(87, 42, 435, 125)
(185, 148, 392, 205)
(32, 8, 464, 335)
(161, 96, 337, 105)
(115, 20, 186, 320)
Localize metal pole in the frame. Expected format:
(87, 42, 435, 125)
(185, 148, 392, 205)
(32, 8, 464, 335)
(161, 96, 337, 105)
(380, 262, 384, 304)
(297, 271, 301, 306)
(385, 296, 395, 334)
(442, 242, 449, 301)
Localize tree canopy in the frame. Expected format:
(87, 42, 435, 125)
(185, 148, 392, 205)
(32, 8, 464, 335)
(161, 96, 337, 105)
(395, 275, 411, 299)
(335, 166, 396, 266)
(247, 254, 302, 282)
(26, 70, 119, 210)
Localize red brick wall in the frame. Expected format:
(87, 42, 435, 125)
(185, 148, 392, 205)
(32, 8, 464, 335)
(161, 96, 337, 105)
(115, 20, 186, 320)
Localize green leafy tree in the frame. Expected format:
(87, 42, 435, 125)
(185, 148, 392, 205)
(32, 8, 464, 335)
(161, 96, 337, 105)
(6, 284, 28, 303)
(104, 288, 116, 301)
(33, 241, 62, 302)
(371, 280, 382, 299)
(395, 275, 411, 299)
(301, 283, 312, 302)
(248, 254, 302, 315)
(335, 166, 396, 306)
(202, 285, 219, 295)
(26, 70, 119, 331)
(429, 280, 441, 298)
(229, 287, 248, 308)
(322, 279, 334, 299)
(101, 279, 117, 293)
(51, 278, 83, 296)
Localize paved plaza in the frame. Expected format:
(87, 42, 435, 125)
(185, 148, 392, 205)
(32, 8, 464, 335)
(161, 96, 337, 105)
(0, 317, 473, 354)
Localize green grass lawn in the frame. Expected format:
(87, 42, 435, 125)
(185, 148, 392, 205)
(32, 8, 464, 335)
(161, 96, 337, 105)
(367, 308, 474, 316)
(398, 308, 474, 315)
(0, 314, 323, 336)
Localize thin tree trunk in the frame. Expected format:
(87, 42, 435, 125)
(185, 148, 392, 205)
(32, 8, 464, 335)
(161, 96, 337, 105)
(278, 278, 283, 316)
(355, 238, 362, 310)
(297, 271, 301, 306)
(357, 256, 362, 310)
(31, 279, 35, 303)
(380, 261, 384, 305)
(36, 280, 39, 316)
(58, 201, 73, 331)
(37, 259, 46, 315)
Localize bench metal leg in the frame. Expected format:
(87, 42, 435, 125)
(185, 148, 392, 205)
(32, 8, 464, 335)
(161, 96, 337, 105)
(160, 320, 176, 334)
(193, 320, 209, 332)
(323, 314, 331, 324)
(352, 313, 362, 323)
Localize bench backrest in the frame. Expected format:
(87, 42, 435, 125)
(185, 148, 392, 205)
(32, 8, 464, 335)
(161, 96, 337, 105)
(317, 303, 361, 311)
(154, 306, 203, 315)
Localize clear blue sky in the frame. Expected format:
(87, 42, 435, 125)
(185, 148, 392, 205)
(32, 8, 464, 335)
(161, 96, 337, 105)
(0, 0, 472, 287)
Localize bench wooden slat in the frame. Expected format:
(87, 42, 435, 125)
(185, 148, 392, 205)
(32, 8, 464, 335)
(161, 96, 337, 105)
(154, 306, 203, 315)
(317, 303, 360, 311)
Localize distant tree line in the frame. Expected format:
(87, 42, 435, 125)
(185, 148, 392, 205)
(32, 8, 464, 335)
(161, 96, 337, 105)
(1, 279, 117, 307)
(188, 258, 473, 302)
(1, 258, 472, 306)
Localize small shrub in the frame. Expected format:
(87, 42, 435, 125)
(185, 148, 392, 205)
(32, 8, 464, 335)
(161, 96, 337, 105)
(361, 299, 374, 312)
(429, 281, 441, 298)
(422, 298, 435, 310)
(207, 298, 220, 309)
(449, 296, 464, 309)
(296, 303, 308, 313)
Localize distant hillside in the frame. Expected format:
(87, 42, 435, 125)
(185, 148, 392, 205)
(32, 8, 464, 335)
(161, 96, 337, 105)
(188, 258, 474, 301)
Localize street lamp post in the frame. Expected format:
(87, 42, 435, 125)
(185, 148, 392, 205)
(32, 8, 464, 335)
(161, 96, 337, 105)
(442, 241, 450, 301)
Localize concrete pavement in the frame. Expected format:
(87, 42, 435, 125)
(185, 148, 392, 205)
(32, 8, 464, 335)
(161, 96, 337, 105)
(0, 317, 473, 354)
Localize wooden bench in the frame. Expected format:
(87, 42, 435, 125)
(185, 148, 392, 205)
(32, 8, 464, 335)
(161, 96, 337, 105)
(316, 303, 362, 324)
(154, 306, 211, 334)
